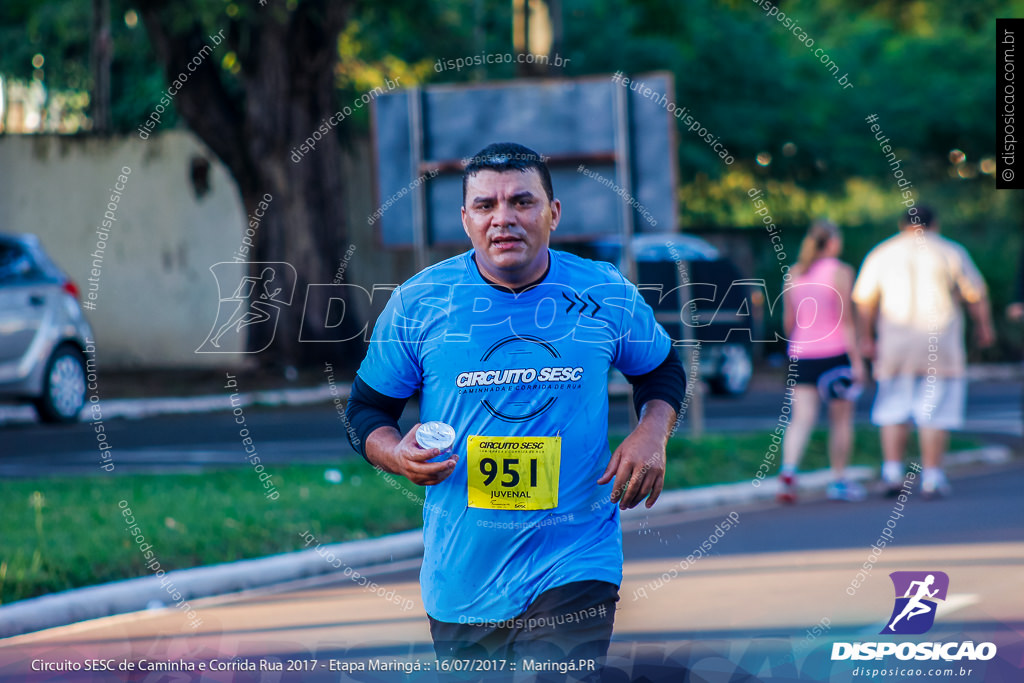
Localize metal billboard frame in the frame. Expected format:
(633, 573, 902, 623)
(369, 71, 680, 281)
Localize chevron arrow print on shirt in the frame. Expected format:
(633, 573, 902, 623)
(561, 291, 602, 317)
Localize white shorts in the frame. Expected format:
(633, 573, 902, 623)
(871, 376, 966, 429)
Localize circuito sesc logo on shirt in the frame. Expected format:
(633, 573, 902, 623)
(454, 336, 584, 423)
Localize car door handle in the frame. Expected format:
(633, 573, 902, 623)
(29, 294, 45, 306)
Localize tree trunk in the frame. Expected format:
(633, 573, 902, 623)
(137, 0, 363, 369)
(90, 0, 111, 133)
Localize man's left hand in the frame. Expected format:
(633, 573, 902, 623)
(597, 400, 674, 510)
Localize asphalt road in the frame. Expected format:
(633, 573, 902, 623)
(1, 461, 1021, 682)
(3, 379, 1021, 477)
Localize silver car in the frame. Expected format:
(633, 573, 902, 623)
(0, 234, 92, 423)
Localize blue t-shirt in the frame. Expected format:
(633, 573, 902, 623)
(356, 248, 672, 622)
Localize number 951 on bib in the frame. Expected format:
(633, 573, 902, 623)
(467, 436, 560, 510)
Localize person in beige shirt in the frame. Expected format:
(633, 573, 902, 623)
(853, 206, 994, 498)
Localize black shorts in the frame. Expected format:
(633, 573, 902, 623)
(793, 353, 851, 386)
(428, 580, 618, 681)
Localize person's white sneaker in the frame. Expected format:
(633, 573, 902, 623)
(882, 462, 905, 497)
(921, 472, 952, 499)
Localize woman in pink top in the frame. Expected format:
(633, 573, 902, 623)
(778, 221, 866, 503)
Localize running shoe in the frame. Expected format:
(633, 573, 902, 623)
(827, 479, 867, 502)
(882, 462, 905, 497)
(882, 475, 905, 498)
(777, 472, 797, 504)
(921, 473, 952, 500)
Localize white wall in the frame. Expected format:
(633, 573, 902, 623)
(0, 131, 246, 367)
(0, 131, 426, 369)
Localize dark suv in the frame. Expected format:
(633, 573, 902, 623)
(565, 234, 762, 395)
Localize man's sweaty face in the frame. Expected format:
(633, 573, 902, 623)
(461, 169, 559, 284)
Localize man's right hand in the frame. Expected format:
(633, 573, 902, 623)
(369, 423, 459, 486)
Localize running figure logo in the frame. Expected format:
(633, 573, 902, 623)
(880, 571, 949, 635)
(196, 262, 296, 353)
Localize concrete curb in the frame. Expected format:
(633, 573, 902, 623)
(0, 529, 421, 639)
(0, 446, 1012, 640)
(91, 383, 354, 420)
(618, 442, 1011, 520)
(0, 383, 352, 425)
(619, 466, 877, 520)
(965, 363, 1024, 381)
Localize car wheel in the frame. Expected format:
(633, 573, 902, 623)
(709, 343, 752, 396)
(34, 344, 87, 423)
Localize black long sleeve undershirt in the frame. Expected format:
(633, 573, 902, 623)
(344, 376, 409, 461)
(622, 347, 687, 419)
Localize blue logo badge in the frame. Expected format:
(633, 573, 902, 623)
(881, 571, 949, 635)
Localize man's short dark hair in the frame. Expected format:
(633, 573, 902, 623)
(462, 142, 554, 204)
(901, 205, 936, 229)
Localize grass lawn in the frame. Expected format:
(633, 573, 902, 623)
(0, 428, 978, 605)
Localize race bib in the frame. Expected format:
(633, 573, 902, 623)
(467, 436, 560, 510)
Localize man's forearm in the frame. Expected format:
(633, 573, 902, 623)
(365, 425, 403, 473)
(968, 298, 994, 331)
(636, 399, 677, 446)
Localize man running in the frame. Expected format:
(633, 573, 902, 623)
(888, 574, 938, 631)
(346, 142, 685, 674)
